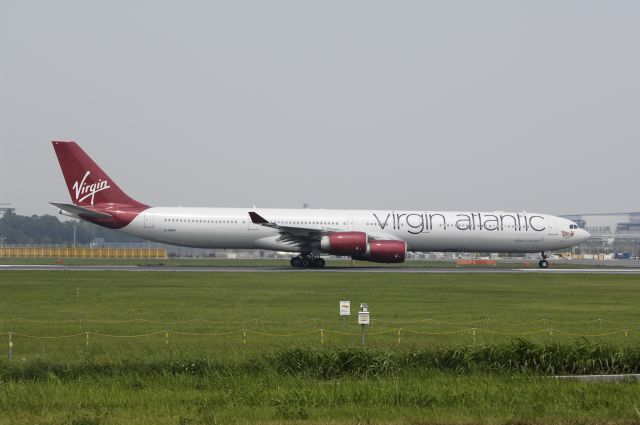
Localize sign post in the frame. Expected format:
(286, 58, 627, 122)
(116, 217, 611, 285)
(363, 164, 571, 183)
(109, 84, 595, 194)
(358, 303, 370, 345)
(8, 332, 13, 361)
(339, 300, 350, 328)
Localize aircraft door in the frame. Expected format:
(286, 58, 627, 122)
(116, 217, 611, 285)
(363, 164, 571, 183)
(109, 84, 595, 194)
(547, 218, 558, 235)
(144, 213, 154, 228)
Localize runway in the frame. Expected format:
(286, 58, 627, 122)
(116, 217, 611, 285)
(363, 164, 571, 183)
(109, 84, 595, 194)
(2, 264, 640, 274)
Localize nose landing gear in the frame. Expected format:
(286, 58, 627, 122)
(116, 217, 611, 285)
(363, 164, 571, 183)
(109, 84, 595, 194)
(290, 254, 326, 268)
(538, 252, 549, 268)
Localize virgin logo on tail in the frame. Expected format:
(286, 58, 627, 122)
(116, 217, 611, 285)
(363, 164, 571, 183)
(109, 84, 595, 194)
(72, 171, 111, 205)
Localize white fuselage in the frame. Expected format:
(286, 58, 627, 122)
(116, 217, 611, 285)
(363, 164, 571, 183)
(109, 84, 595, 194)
(121, 207, 589, 254)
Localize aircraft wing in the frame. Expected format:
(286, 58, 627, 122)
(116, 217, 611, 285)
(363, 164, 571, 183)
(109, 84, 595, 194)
(248, 211, 400, 244)
(51, 202, 113, 220)
(248, 211, 332, 244)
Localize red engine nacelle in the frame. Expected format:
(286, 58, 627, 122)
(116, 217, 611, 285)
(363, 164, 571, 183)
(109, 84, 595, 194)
(320, 232, 368, 256)
(353, 240, 407, 263)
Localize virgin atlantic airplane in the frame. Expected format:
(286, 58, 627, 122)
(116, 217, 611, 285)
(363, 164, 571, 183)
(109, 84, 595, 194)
(51, 141, 590, 268)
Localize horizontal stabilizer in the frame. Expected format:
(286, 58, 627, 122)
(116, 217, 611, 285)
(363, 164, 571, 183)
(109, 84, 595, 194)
(50, 202, 113, 220)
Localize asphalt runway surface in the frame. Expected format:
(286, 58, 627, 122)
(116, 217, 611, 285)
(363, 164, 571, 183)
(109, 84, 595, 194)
(2, 265, 640, 274)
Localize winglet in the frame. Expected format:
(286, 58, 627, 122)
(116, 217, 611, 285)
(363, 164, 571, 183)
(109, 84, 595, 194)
(248, 211, 269, 224)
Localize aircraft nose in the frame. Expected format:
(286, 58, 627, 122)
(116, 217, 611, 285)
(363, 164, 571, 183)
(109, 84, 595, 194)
(580, 228, 591, 242)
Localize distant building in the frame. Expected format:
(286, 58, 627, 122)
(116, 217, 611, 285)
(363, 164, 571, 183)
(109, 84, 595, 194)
(562, 212, 640, 236)
(562, 212, 640, 258)
(0, 204, 15, 217)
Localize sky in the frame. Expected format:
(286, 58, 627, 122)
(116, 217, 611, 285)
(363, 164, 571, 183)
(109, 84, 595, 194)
(1, 1, 639, 216)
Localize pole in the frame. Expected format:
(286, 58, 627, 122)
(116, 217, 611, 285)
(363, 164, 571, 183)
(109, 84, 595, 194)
(360, 324, 365, 345)
(73, 222, 77, 250)
(8, 332, 13, 361)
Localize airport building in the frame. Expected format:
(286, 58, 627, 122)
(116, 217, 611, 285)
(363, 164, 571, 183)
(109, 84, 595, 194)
(563, 212, 640, 259)
(0, 204, 15, 217)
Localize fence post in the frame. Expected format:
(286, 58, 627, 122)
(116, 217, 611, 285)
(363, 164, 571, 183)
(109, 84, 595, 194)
(165, 330, 169, 345)
(8, 332, 13, 361)
(85, 331, 89, 347)
(472, 328, 477, 343)
(320, 328, 324, 345)
(397, 328, 401, 345)
(243, 329, 246, 346)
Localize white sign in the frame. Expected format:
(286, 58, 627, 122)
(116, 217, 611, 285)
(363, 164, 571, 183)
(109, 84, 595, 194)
(358, 311, 370, 325)
(339, 300, 351, 316)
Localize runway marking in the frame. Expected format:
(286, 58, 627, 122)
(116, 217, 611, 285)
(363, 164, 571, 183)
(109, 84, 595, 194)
(517, 268, 640, 274)
(554, 374, 640, 382)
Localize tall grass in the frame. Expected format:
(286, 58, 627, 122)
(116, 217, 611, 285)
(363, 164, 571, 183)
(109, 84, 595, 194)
(247, 339, 640, 376)
(2, 339, 639, 381)
(3, 346, 640, 424)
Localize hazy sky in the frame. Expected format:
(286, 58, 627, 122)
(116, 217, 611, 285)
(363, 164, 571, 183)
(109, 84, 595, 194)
(1, 1, 638, 216)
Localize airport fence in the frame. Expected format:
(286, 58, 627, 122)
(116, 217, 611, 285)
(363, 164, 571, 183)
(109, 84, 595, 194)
(2, 317, 640, 357)
(0, 246, 167, 259)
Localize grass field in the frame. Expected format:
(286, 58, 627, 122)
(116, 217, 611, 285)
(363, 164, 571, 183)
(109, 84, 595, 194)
(2, 270, 640, 424)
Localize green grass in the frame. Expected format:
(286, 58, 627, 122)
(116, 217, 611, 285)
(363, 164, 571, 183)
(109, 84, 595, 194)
(4, 370, 640, 425)
(2, 270, 640, 423)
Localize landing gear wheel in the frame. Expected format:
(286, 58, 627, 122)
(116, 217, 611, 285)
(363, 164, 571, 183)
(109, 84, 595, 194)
(301, 258, 311, 268)
(291, 257, 302, 267)
(538, 259, 549, 268)
(313, 258, 326, 268)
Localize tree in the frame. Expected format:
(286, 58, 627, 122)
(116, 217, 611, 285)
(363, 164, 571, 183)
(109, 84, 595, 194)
(0, 211, 145, 245)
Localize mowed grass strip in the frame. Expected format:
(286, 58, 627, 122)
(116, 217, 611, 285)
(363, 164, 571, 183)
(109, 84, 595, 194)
(1, 271, 640, 359)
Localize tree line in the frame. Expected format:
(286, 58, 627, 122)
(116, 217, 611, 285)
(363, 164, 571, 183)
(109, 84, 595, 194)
(0, 211, 144, 245)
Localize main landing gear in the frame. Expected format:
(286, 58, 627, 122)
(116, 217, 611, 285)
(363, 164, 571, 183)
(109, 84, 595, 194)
(290, 254, 326, 268)
(538, 252, 549, 269)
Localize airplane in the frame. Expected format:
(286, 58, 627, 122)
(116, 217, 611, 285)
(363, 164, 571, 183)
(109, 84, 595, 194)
(51, 141, 590, 268)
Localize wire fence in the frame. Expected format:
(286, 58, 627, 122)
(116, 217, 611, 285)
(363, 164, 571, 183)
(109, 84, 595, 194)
(3, 316, 640, 354)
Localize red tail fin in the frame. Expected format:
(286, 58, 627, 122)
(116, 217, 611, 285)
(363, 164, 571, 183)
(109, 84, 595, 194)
(52, 141, 147, 209)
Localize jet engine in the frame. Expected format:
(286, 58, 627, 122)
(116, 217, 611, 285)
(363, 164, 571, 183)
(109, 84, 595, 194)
(319, 232, 367, 256)
(353, 240, 407, 263)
